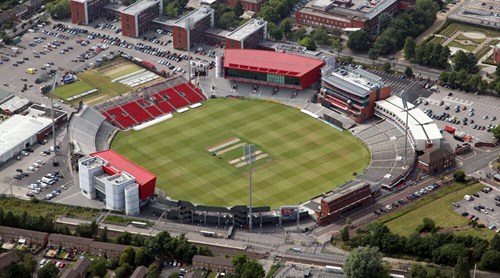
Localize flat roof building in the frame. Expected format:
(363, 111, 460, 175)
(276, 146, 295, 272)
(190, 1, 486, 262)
(319, 65, 391, 123)
(223, 49, 324, 89)
(375, 95, 443, 151)
(78, 149, 156, 215)
(172, 6, 214, 50)
(121, 0, 163, 37)
(71, 0, 110, 25)
(225, 18, 267, 49)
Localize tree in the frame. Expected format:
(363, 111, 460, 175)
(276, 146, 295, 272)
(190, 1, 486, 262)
(331, 38, 344, 58)
(116, 232, 132, 245)
(234, 1, 244, 17)
(279, 18, 293, 35)
(454, 170, 466, 182)
(368, 48, 379, 65)
(114, 263, 133, 278)
(311, 27, 330, 45)
(404, 66, 413, 77)
(119, 246, 136, 266)
(299, 36, 316, 51)
(382, 62, 391, 73)
(46, 0, 71, 19)
(404, 37, 416, 61)
(267, 22, 282, 40)
(90, 259, 108, 278)
(341, 225, 350, 242)
(100, 226, 108, 242)
(491, 234, 500, 251)
(432, 243, 468, 266)
(416, 218, 435, 233)
(377, 13, 393, 35)
(38, 263, 59, 278)
(454, 256, 470, 278)
(479, 250, 500, 271)
(496, 64, 500, 80)
(146, 262, 161, 278)
(452, 50, 478, 73)
(198, 246, 213, 256)
(347, 29, 370, 52)
(344, 246, 388, 278)
(135, 247, 151, 266)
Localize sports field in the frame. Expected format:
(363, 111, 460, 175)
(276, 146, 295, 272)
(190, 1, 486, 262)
(111, 98, 370, 208)
(54, 58, 141, 105)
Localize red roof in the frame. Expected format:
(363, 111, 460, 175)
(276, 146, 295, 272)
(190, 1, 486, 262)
(90, 150, 156, 187)
(223, 49, 324, 77)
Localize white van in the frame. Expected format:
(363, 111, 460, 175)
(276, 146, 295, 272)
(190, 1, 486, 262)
(464, 195, 473, 201)
(28, 166, 35, 171)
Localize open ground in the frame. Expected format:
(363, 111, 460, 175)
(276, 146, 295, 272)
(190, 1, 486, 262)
(111, 98, 370, 208)
(54, 58, 141, 105)
(382, 182, 496, 240)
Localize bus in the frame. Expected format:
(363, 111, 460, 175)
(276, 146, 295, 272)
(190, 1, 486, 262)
(389, 274, 405, 278)
(325, 265, 343, 273)
(130, 221, 148, 228)
(200, 230, 216, 237)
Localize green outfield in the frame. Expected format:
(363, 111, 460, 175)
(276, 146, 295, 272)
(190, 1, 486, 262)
(111, 98, 370, 208)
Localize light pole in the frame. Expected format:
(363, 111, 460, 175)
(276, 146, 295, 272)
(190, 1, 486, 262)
(244, 144, 255, 232)
(50, 75, 58, 155)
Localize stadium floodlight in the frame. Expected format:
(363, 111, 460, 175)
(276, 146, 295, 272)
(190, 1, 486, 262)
(50, 74, 58, 155)
(402, 90, 409, 164)
(243, 144, 255, 232)
(186, 18, 192, 83)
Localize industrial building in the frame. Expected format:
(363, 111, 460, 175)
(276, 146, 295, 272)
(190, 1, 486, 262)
(78, 149, 156, 215)
(223, 49, 324, 89)
(318, 66, 391, 123)
(0, 105, 67, 164)
(172, 6, 214, 50)
(70, 0, 110, 25)
(224, 18, 267, 49)
(295, 0, 399, 31)
(120, 0, 163, 37)
(375, 95, 442, 151)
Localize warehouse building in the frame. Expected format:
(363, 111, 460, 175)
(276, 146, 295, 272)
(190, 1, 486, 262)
(78, 149, 156, 215)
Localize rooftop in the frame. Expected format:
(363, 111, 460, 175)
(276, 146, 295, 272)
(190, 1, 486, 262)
(419, 147, 453, 164)
(323, 181, 370, 203)
(0, 87, 13, 103)
(0, 96, 30, 112)
(121, 0, 161, 16)
(226, 18, 266, 41)
(172, 6, 213, 28)
(0, 115, 52, 158)
(0, 252, 20, 270)
(0, 225, 49, 239)
(90, 149, 156, 186)
(130, 266, 147, 278)
(224, 49, 324, 77)
(192, 255, 233, 268)
(322, 66, 385, 97)
(28, 104, 67, 121)
(305, 0, 397, 20)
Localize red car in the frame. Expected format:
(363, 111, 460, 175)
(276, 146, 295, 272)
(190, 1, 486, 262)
(59, 262, 65, 268)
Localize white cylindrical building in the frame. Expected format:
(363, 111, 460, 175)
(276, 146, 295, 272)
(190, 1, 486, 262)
(215, 53, 223, 79)
(125, 183, 140, 216)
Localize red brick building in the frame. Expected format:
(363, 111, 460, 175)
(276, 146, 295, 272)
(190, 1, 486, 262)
(70, 0, 111, 25)
(121, 0, 163, 37)
(225, 18, 267, 49)
(227, 0, 267, 13)
(172, 6, 214, 50)
(295, 0, 398, 31)
(493, 44, 500, 64)
(319, 66, 391, 123)
(417, 147, 455, 175)
(317, 182, 376, 225)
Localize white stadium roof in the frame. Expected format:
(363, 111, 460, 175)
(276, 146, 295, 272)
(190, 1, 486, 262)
(0, 115, 51, 157)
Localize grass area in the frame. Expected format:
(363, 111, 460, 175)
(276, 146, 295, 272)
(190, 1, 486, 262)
(447, 40, 477, 52)
(111, 98, 370, 208)
(101, 64, 143, 80)
(455, 33, 486, 44)
(438, 22, 500, 38)
(0, 196, 99, 220)
(54, 60, 134, 105)
(102, 215, 152, 226)
(483, 54, 496, 66)
(382, 182, 496, 240)
(488, 39, 500, 46)
(475, 45, 492, 59)
(427, 36, 447, 45)
(266, 263, 283, 278)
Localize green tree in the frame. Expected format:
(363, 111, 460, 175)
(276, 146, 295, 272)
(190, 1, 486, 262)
(377, 13, 393, 35)
(164, 2, 180, 17)
(3, 262, 31, 278)
(404, 37, 416, 61)
(234, 1, 244, 17)
(405, 66, 413, 77)
(198, 246, 213, 256)
(368, 48, 379, 65)
(347, 29, 370, 52)
(299, 36, 316, 51)
(267, 22, 283, 40)
(493, 234, 500, 252)
(116, 232, 132, 245)
(146, 262, 161, 278)
(90, 259, 108, 278)
(310, 27, 329, 45)
(479, 250, 500, 271)
(219, 11, 238, 29)
(279, 18, 293, 35)
(331, 38, 344, 58)
(453, 170, 466, 182)
(100, 226, 108, 242)
(134, 247, 151, 266)
(341, 225, 350, 242)
(454, 256, 470, 278)
(119, 246, 136, 266)
(344, 246, 388, 278)
(410, 264, 428, 278)
(432, 243, 468, 266)
(38, 263, 59, 278)
(115, 263, 133, 278)
(232, 254, 248, 275)
(383, 62, 391, 73)
(293, 27, 307, 41)
(452, 50, 478, 73)
(416, 218, 435, 233)
(46, 0, 71, 19)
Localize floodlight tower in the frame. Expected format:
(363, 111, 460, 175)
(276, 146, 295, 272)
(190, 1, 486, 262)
(186, 18, 192, 83)
(243, 144, 255, 232)
(402, 90, 409, 164)
(50, 74, 58, 155)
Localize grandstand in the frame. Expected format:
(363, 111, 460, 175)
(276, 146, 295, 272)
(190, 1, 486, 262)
(70, 105, 117, 154)
(95, 78, 207, 130)
(354, 120, 415, 188)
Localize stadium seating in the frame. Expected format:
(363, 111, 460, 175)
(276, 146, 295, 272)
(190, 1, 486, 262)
(121, 102, 152, 123)
(174, 83, 205, 104)
(70, 105, 116, 154)
(160, 88, 190, 109)
(106, 107, 138, 129)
